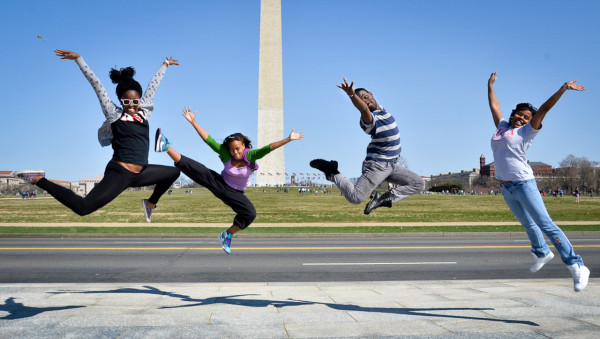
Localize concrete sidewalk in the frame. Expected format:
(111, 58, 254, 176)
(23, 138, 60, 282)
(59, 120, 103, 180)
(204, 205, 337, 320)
(1, 279, 598, 338)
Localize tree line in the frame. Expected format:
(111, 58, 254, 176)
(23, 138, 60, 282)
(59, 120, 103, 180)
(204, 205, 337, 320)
(537, 154, 599, 194)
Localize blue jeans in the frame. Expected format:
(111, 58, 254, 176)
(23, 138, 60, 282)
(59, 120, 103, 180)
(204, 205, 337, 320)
(500, 179, 583, 266)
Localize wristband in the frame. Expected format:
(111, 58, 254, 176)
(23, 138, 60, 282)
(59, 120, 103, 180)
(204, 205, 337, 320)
(164, 59, 169, 67)
(349, 93, 355, 98)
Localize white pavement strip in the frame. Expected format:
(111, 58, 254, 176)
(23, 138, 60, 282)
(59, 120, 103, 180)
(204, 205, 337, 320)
(303, 262, 457, 266)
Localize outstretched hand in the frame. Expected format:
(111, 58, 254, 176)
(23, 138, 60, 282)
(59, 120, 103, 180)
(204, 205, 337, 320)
(337, 77, 355, 96)
(565, 80, 585, 92)
(182, 106, 196, 123)
(488, 72, 497, 86)
(165, 56, 180, 66)
(54, 49, 80, 60)
(288, 129, 305, 141)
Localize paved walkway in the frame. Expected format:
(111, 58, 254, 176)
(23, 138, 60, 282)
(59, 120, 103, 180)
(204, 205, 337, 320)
(1, 279, 598, 338)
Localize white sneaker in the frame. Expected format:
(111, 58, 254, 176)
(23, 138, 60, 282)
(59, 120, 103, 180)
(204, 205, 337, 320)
(568, 264, 590, 292)
(142, 199, 154, 223)
(530, 252, 554, 272)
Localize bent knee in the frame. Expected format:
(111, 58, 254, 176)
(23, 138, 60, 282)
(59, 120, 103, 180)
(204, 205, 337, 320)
(247, 207, 257, 224)
(235, 207, 257, 229)
(346, 195, 367, 205)
(416, 178, 426, 191)
(74, 206, 97, 216)
(169, 168, 181, 180)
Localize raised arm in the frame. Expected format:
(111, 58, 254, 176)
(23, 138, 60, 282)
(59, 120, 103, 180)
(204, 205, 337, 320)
(530, 80, 585, 130)
(142, 56, 179, 103)
(337, 78, 372, 124)
(55, 49, 118, 119)
(487, 72, 502, 128)
(269, 129, 305, 151)
(182, 106, 209, 141)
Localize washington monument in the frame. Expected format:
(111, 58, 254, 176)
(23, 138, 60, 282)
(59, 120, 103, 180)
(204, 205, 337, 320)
(257, 0, 284, 186)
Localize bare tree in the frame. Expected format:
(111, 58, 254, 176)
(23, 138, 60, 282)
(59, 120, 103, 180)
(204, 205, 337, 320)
(579, 158, 598, 193)
(558, 154, 599, 193)
(398, 155, 409, 168)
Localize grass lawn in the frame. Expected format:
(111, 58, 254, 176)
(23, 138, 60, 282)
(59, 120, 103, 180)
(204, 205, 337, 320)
(1, 187, 599, 234)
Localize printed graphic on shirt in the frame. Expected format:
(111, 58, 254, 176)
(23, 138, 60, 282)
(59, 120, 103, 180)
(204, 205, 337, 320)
(492, 127, 515, 140)
(120, 110, 147, 123)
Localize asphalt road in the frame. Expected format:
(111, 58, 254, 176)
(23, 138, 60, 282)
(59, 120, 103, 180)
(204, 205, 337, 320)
(0, 235, 598, 283)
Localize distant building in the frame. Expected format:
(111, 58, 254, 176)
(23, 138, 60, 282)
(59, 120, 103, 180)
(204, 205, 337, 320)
(0, 171, 21, 190)
(49, 179, 71, 189)
(428, 154, 554, 191)
(479, 154, 552, 177)
(429, 169, 480, 191)
(1, 169, 182, 197)
(71, 175, 104, 197)
(0, 170, 46, 191)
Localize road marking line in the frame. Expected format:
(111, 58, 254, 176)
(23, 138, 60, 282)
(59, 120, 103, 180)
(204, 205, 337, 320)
(1, 245, 599, 251)
(303, 262, 457, 266)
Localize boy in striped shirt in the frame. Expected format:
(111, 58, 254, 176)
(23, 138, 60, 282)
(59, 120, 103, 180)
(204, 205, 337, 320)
(311, 78, 425, 214)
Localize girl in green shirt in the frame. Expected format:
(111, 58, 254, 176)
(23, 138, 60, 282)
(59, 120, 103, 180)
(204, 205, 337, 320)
(156, 107, 304, 253)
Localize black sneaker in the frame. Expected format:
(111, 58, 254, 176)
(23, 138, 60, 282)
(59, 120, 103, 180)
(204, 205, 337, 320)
(364, 190, 393, 215)
(309, 159, 340, 181)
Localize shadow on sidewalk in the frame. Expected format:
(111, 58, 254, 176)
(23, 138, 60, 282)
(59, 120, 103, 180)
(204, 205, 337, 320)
(0, 297, 84, 320)
(50, 285, 539, 326)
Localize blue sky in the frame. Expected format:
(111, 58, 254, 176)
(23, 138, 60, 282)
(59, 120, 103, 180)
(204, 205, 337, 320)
(1, 0, 599, 182)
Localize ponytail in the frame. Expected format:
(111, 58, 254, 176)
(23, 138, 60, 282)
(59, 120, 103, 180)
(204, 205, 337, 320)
(108, 66, 142, 99)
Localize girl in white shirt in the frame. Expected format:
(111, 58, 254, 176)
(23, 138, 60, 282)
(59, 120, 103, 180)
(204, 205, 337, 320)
(488, 72, 589, 292)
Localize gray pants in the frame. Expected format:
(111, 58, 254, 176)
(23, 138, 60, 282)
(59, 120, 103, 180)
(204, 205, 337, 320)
(333, 160, 425, 205)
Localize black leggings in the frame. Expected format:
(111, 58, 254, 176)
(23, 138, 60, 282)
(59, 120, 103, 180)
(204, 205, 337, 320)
(175, 155, 256, 229)
(36, 160, 180, 216)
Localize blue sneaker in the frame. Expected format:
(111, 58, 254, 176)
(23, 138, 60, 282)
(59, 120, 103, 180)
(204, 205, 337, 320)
(218, 230, 233, 254)
(155, 128, 171, 152)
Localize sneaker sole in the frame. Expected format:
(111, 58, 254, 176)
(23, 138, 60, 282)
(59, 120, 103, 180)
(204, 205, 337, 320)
(155, 128, 163, 152)
(142, 199, 151, 223)
(364, 191, 380, 215)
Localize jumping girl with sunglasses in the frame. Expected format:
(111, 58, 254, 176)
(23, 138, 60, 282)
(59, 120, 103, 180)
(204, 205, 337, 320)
(155, 107, 304, 254)
(487, 72, 589, 291)
(26, 49, 180, 221)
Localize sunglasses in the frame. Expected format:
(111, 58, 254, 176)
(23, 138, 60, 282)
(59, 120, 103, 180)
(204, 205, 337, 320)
(120, 99, 141, 105)
(225, 134, 241, 142)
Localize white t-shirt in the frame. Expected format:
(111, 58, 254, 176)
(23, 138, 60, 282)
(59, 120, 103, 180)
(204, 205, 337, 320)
(491, 119, 540, 181)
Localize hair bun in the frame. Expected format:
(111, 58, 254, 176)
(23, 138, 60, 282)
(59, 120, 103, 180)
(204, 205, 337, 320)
(109, 66, 136, 84)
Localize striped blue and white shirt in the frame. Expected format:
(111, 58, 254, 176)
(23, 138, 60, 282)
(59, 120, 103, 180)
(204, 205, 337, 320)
(360, 107, 401, 162)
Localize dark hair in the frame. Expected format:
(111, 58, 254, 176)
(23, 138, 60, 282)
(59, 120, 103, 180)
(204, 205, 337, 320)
(509, 103, 538, 125)
(222, 133, 252, 150)
(355, 88, 369, 96)
(109, 66, 143, 100)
